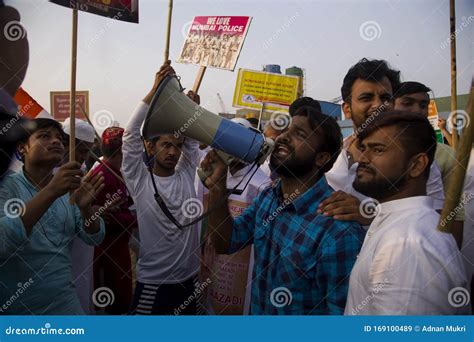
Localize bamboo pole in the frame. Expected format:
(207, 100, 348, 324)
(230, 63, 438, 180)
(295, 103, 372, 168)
(69, 9, 78, 162)
(164, 0, 173, 62)
(192, 65, 207, 93)
(438, 80, 474, 249)
(450, 0, 459, 148)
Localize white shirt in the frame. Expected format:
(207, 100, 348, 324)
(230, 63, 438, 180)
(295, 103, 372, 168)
(326, 147, 446, 210)
(122, 102, 200, 284)
(345, 196, 468, 315)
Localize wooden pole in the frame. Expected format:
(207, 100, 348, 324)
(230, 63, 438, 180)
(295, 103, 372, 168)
(450, 0, 459, 148)
(164, 0, 173, 62)
(438, 80, 474, 249)
(192, 65, 207, 93)
(69, 8, 78, 162)
(257, 102, 266, 132)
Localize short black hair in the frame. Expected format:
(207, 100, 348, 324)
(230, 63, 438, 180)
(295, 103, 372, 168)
(20, 118, 64, 143)
(292, 107, 342, 174)
(358, 110, 436, 178)
(289, 97, 322, 117)
(246, 117, 259, 126)
(394, 81, 431, 98)
(341, 58, 401, 102)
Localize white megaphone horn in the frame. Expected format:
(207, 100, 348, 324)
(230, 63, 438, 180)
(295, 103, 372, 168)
(142, 75, 274, 181)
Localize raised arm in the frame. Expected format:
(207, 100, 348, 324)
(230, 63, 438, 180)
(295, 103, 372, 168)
(122, 61, 175, 194)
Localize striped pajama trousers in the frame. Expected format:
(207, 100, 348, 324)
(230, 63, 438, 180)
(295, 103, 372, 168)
(130, 275, 203, 315)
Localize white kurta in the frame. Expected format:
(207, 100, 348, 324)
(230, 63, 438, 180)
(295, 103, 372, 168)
(345, 196, 469, 315)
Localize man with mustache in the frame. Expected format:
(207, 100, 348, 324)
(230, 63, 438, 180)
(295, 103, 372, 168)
(394, 81, 464, 247)
(122, 61, 202, 315)
(344, 111, 468, 314)
(202, 107, 366, 314)
(321, 58, 445, 225)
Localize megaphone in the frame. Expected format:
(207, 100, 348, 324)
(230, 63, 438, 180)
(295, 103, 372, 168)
(142, 75, 274, 180)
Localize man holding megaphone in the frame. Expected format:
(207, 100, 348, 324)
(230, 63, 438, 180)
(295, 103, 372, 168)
(202, 107, 366, 315)
(122, 61, 202, 315)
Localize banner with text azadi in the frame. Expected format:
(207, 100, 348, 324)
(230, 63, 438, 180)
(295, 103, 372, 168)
(50, 0, 139, 23)
(177, 16, 252, 71)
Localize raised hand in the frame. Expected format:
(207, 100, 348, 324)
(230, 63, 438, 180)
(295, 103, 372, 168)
(143, 60, 176, 105)
(70, 171, 104, 210)
(45, 161, 83, 198)
(200, 149, 227, 191)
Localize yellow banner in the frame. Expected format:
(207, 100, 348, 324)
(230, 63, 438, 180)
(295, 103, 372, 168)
(232, 69, 300, 112)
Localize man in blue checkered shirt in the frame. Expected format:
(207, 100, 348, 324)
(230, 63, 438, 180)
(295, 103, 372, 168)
(201, 108, 366, 315)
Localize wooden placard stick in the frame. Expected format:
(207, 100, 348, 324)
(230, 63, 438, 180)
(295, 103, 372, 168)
(69, 8, 78, 162)
(438, 80, 474, 249)
(164, 0, 173, 62)
(450, 0, 459, 148)
(192, 65, 207, 94)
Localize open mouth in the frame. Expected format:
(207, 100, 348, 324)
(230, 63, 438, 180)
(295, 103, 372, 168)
(274, 144, 291, 157)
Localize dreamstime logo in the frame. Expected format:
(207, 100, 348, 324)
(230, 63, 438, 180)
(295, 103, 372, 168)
(4, 198, 26, 218)
(270, 287, 292, 308)
(181, 20, 203, 39)
(4, 21, 26, 42)
(353, 102, 389, 137)
(0, 278, 34, 313)
(270, 111, 292, 131)
(447, 110, 470, 132)
(263, 189, 299, 226)
(92, 110, 115, 129)
(440, 15, 474, 50)
(440, 192, 474, 227)
(351, 278, 388, 314)
(174, 278, 211, 315)
(86, 12, 122, 49)
(262, 12, 300, 50)
(448, 287, 470, 308)
(92, 287, 115, 308)
(84, 189, 123, 227)
(181, 198, 204, 219)
(359, 21, 382, 41)
(359, 198, 381, 219)
(174, 105, 203, 138)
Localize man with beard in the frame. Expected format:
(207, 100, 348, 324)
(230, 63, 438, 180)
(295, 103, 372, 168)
(321, 59, 445, 226)
(394, 81, 464, 247)
(202, 107, 366, 315)
(345, 111, 468, 315)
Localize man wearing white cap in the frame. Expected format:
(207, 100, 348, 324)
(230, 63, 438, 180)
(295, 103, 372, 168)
(62, 118, 98, 314)
(198, 118, 271, 315)
(62, 118, 96, 171)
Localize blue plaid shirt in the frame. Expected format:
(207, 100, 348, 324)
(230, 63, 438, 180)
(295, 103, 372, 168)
(228, 176, 365, 315)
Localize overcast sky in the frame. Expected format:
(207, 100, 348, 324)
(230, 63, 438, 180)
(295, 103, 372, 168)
(8, 0, 474, 130)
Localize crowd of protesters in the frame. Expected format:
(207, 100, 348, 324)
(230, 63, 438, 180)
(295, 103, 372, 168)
(0, 2, 472, 316)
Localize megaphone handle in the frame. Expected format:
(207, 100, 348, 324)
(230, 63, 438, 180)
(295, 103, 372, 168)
(198, 150, 232, 185)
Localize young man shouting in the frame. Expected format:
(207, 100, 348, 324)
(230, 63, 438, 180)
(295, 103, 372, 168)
(203, 107, 365, 315)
